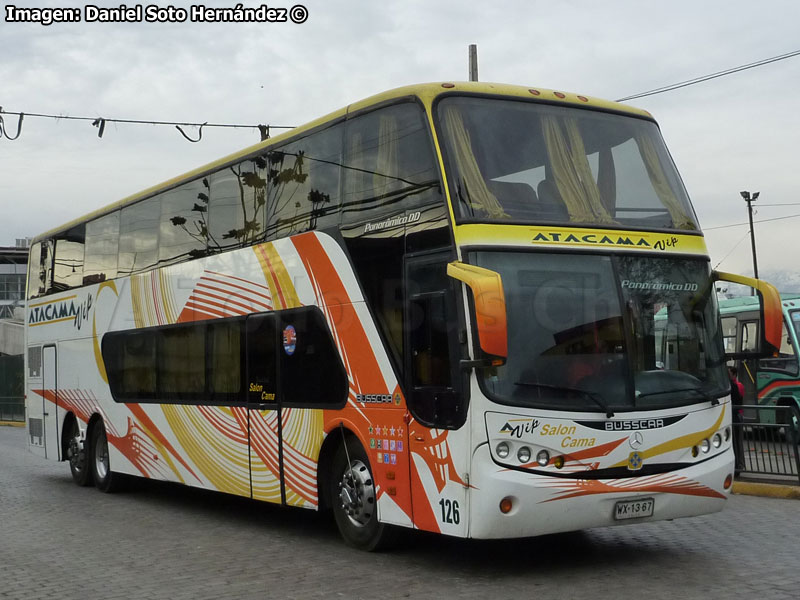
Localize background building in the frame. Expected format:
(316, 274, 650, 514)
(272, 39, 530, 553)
(1, 239, 28, 320)
(0, 239, 28, 422)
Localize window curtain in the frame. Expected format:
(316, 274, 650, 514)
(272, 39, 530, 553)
(344, 131, 364, 200)
(542, 116, 615, 224)
(597, 148, 617, 215)
(442, 107, 508, 219)
(209, 325, 240, 394)
(374, 115, 399, 198)
(160, 329, 204, 395)
(634, 134, 695, 230)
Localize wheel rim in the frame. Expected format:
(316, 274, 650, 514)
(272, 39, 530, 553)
(338, 459, 375, 527)
(94, 430, 109, 481)
(67, 421, 86, 474)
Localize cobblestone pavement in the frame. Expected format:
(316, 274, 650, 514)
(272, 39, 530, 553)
(2, 425, 799, 600)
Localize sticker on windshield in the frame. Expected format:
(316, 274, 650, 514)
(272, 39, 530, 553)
(620, 280, 699, 292)
(282, 325, 297, 355)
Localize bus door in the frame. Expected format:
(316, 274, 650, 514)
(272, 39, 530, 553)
(245, 313, 284, 505)
(739, 319, 759, 413)
(26, 346, 45, 457)
(404, 251, 469, 536)
(41, 345, 60, 459)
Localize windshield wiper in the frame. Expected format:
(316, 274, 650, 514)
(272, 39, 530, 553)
(635, 387, 719, 406)
(515, 381, 615, 418)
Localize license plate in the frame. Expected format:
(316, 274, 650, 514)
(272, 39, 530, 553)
(614, 498, 654, 521)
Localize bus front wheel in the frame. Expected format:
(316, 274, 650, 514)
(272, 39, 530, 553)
(330, 437, 393, 551)
(66, 417, 92, 487)
(90, 420, 123, 493)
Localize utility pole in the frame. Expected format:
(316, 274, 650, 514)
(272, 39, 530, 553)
(469, 44, 478, 82)
(740, 190, 760, 282)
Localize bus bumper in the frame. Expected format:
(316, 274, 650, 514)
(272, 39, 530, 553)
(468, 444, 732, 539)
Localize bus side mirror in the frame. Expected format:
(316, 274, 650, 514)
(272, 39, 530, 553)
(447, 261, 507, 365)
(713, 270, 782, 358)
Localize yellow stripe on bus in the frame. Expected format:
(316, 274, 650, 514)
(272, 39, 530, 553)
(610, 405, 727, 468)
(28, 316, 76, 327)
(28, 295, 77, 308)
(256, 243, 301, 310)
(454, 224, 709, 256)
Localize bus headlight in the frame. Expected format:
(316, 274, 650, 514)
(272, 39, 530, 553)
(712, 433, 722, 449)
(496, 442, 510, 459)
(724, 427, 731, 442)
(536, 449, 550, 466)
(517, 446, 532, 463)
(701, 439, 711, 453)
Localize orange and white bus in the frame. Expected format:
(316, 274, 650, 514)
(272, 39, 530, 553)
(25, 82, 782, 549)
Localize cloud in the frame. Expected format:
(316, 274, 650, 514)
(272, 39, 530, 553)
(2, 0, 800, 280)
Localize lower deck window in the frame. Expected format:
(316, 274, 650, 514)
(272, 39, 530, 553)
(102, 307, 346, 407)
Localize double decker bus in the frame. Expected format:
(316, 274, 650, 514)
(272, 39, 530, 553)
(25, 82, 782, 550)
(719, 293, 800, 435)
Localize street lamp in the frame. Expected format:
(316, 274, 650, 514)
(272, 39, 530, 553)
(740, 190, 760, 281)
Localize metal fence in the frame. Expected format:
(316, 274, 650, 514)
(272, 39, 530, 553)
(734, 404, 800, 485)
(0, 396, 24, 422)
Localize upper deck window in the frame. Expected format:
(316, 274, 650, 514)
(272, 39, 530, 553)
(437, 96, 699, 232)
(341, 102, 442, 226)
(266, 123, 344, 238)
(53, 225, 85, 292)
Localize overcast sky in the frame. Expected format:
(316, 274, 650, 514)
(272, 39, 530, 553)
(2, 0, 800, 279)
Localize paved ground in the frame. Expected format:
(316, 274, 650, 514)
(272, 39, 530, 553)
(2, 425, 799, 600)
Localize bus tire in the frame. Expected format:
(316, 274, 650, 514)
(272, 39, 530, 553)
(90, 420, 123, 493)
(65, 416, 92, 487)
(330, 437, 393, 551)
(776, 400, 799, 444)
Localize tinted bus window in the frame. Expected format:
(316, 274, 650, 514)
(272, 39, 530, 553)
(119, 197, 160, 276)
(342, 102, 441, 225)
(208, 319, 244, 402)
(266, 123, 343, 238)
(280, 308, 347, 407)
(104, 318, 245, 404)
(159, 323, 206, 398)
(246, 314, 277, 404)
(208, 160, 267, 253)
(160, 181, 209, 265)
(105, 329, 158, 400)
(84, 212, 120, 285)
(27, 242, 43, 299)
(53, 225, 85, 292)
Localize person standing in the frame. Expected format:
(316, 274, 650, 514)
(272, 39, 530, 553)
(728, 366, 745, 473)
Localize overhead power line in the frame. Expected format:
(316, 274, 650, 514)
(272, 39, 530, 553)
(705, 212, 800, 231)
(713, 229, 752, 270)
(0, 107, 295, 143)
(616, 48, 800, 102)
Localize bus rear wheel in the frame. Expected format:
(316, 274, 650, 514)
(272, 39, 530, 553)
(66, 417, 92, 487)
(90, 420, 123, 493)
(330, 437, 393, 551)
(776, 401, 800, 444)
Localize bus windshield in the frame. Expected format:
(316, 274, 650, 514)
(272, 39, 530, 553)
(437, 96, 699, 231)
(790, 310, 800, 343)
(474, 252, 728, 412)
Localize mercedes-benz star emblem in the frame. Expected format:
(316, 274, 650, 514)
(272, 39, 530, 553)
(629, 431, 644, 449)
